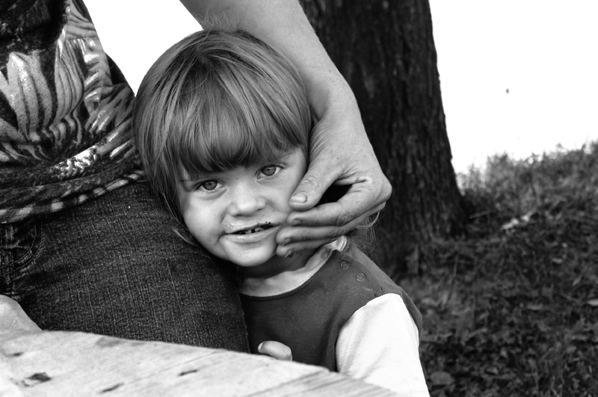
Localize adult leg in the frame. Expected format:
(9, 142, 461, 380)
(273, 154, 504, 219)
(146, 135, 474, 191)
(6, 182, 248, 351)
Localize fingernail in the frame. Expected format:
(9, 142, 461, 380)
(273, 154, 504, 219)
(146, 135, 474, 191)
(290, 217, 301, 226)
(285, 249, 294, 258)
(290, 193, 307, 204)
(257, 342, 264, 352)
(280, 237, 290, 246)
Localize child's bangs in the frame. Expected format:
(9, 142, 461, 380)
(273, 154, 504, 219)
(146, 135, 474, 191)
(171, 79, 305, 176)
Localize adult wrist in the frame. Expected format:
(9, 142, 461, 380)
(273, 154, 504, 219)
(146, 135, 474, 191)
(306, 71, 358, 120)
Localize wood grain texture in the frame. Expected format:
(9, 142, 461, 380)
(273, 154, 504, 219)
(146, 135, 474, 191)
(0, 331, 397, 396)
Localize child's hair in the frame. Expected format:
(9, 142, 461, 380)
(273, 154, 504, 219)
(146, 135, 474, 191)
(133, 30, 312, 220)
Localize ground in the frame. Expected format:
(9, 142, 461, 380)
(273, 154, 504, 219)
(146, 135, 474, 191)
(394, 144, 598, 396)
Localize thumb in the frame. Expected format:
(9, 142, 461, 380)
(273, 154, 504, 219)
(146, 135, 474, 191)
(290, 160, 338, 210)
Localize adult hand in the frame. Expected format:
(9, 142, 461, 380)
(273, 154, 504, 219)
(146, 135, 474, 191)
(276, 88, 391, 257)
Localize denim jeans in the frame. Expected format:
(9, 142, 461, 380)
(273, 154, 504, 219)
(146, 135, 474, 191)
(0, 181, 248, 351)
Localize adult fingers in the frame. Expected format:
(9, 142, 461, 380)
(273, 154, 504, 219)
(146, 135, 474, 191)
(275, 237, 337, 258)
(287, 177, 389, 227)
(276, 205, 383, 255)
(278, 212, 370, 245)
(288, 155, 342, 211)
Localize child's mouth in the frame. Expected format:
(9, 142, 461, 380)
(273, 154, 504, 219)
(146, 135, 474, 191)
(232, 222, 273, 235)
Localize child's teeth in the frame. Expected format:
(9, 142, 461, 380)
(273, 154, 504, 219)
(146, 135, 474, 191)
(237, 225, 270, 234)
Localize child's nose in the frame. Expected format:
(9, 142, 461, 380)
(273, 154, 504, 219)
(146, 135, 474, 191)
(227, 183, 266, 216)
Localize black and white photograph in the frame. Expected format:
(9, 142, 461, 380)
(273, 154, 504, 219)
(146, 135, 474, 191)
(1, 1, 596, 396)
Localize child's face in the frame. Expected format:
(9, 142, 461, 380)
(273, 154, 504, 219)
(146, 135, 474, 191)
(176, 148, 307, 267)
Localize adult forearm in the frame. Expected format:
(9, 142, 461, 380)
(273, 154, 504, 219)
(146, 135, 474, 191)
(179, 0, 355, 118)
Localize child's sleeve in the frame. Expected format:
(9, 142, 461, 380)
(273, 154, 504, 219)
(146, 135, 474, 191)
(336, 293, 429, 396)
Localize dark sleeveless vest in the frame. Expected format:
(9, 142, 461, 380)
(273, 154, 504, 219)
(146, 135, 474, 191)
(241, 240, 422, 371)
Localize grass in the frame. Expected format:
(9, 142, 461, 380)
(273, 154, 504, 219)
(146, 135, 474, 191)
(399, 143, 598, 396)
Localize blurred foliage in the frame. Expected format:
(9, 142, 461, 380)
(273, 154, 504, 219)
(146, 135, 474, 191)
(398, 143, 598, 396)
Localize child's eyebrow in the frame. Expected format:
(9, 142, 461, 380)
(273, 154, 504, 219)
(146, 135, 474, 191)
(177, 175, 202, 189)
(177, 178, 195, 189)
(179, 169, 214, 182)
(179, 175, 209, 184)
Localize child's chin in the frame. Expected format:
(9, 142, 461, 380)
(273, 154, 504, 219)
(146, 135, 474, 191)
(231, 253, 275, 268)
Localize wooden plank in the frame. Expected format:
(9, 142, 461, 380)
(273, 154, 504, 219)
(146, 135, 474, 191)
(247, 371, 397, 397)
(0, 331, 396, 396)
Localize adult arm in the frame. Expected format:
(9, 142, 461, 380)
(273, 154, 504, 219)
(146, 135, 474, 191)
(336, 294, 429, 396)
(179, 0, 391, 256)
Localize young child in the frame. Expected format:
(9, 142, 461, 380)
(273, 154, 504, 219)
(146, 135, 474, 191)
(133, 29, 429, 396)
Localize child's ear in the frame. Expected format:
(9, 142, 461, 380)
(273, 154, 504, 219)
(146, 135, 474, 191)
(318, 184, 350, 205)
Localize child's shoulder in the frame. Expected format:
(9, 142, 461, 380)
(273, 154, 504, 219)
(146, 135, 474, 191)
(321, 237, 400, 297)
(329, 237, 422, 329)
(334, 237, 398, 286)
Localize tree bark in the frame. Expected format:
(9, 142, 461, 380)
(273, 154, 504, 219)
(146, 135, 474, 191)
(300, 0, 465, 275)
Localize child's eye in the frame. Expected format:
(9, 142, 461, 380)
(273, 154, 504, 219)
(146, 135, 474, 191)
(260, 165, 281, 177)
(195, 180, 220, 191)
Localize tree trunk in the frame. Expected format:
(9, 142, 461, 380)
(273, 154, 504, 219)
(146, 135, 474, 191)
(300, 0, 465, 275)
